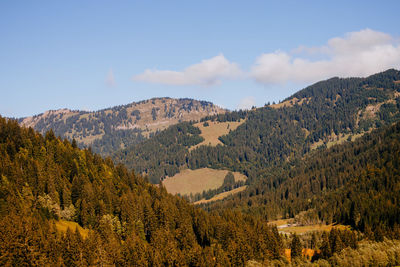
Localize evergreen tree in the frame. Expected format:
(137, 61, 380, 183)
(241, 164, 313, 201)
(290, 233, 302, 259)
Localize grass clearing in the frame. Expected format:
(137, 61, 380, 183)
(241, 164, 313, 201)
(162, 168, 247, 196)
(268, 219, 349, 235)
(271, 97, 310, 109)
(54, 220, 89, 238)
(280, 224, 348, 234)
(326, 132, 365, 148)
(190, 120, 245, 151)
(268, 219, 291, 227)
(310, 132, 366, 150)
(194, 186, 247, 204)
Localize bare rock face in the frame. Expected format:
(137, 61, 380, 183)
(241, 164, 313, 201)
(19, 97, 226, 155)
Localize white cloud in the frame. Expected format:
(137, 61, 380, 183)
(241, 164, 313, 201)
(237, 96, 256, 110)
(133, 54, 242, 86)
(251, 29, 400, 84)
(105, 68, 116, 87)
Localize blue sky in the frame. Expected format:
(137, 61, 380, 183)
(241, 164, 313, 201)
(1, 1, 399, 117)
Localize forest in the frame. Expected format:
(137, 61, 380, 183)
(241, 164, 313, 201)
(206, 121, 400, 238)
(2, 69, 400, 266)
(4, 115, 399, 266)
(0, 117, 284, 266)
(115, 69, 400, 185)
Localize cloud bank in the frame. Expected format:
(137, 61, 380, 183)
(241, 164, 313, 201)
(133, 54, 242, 86)
(133, 29, 400, 87)
(251, 29, 400, 84)
(237, 96, 256, 110)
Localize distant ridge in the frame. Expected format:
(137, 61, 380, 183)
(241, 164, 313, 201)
(19, 97, 226, 155)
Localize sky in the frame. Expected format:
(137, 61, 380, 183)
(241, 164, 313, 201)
(1, 1, 399, 118)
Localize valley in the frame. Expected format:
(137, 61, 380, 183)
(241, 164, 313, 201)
(2, 69, 400, 266)
(3, 2, 400, 265)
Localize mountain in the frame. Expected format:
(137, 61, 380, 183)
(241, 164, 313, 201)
(209, 121, 400, 237)
(114, 69, 400, 188)
(0, 116, 282, 265)
(3, 70, 400, 265)
(109, 69, 400, 264)
(19, 97, 226, 156)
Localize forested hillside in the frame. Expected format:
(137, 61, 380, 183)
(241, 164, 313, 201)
(0, 116, 284, 266)
(19, 98, 225, 156)
(3, 70, 400, 265)
(115, 69, 400, 185)
(207, 121, 400, 239)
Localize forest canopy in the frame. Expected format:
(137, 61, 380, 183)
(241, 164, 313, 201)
(0, 116, 282, 265)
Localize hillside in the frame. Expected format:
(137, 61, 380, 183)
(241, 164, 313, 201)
(2, 116, 388, 266)
(19, 97, 225, 156)
(0, 116, 284, 265)
(3, 69, 400, 265)
(189, 119, 245, 151)
(114, 69, 400, 190)
(208, 121, 400, 236)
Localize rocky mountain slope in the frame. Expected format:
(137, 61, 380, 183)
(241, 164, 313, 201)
(19, 97, 225, 155)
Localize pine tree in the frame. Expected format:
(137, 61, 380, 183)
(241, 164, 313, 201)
(290, 233, 302, 259)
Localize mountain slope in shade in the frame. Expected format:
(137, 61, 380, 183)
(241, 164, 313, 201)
(19, 97, 226, 156)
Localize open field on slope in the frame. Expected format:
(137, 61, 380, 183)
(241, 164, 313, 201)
(268, 219, 349, 235)
(190, 120, 245, 151)
(281, 224, 348, 234)
(270, 97, 310, 109)
(194, 185, 247, 204)
(162, 168, 247, 196)
(310, 132, 366, 150)
(54, 220, 89, 238)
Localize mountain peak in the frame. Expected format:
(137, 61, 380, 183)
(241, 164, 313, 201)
(19, 98, 226, 155)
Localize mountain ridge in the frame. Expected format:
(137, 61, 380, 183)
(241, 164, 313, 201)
(19, 97, 226, 156)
